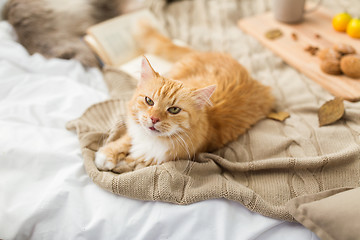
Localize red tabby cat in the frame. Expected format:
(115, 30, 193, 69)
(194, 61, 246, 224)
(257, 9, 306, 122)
(95, 24, 274, 172)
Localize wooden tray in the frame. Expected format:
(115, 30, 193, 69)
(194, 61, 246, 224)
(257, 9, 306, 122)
(238, 7, 360, 101)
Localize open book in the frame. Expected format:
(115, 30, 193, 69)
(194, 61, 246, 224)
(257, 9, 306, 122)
(83, 9, 173, 80)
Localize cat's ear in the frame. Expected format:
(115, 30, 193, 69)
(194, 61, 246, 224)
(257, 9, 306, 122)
(139, 56, 157, 86)
(193, 85, 216, 109)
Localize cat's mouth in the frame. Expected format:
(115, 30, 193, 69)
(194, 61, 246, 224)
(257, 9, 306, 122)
(149, 126, 160, 133)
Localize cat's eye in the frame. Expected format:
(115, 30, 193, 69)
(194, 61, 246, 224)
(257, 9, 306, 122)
(145, 96, 154, 106)
(167, 107, 181, 114)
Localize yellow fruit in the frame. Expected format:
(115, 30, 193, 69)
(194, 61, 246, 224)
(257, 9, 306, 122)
(332, 13, 352, 32)
(346, 18, 360, 38)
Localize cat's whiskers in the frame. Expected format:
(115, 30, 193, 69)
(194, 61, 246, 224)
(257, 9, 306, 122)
(167, 136, 178, 160)
(167, 135, 175, 150)
(180, 131, 196, 161)
(173, 135, 185, 159)
(180, 135, 192, 160)
(160, 123, 170, 131)
(173, 133, 191, 160)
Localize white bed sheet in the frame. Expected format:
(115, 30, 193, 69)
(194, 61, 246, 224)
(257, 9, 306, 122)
(0, 21, 319, 240)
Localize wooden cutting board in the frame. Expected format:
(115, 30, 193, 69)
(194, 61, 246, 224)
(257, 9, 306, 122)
(238, 7, 360, 101)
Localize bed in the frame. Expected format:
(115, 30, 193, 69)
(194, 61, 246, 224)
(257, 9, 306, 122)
(1, 0, 359, 239)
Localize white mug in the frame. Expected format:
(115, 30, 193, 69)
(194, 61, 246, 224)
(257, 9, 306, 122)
(273, 0, 322, 23)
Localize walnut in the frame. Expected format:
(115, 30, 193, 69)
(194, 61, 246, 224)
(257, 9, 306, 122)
(317, 48, 341, 60)
(320, 59, 342, 75)
(340, 54, 360, 78)
(333, 43, 356, 55)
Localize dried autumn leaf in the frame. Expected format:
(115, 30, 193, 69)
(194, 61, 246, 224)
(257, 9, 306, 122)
(347, 96, 360, 102)
(265, 29, 283, 40)
(267, 111, 290, 121)
(318, 97, 344, 127)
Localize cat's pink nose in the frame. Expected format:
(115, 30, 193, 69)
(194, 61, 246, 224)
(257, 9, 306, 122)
(151, 116, 160, 124)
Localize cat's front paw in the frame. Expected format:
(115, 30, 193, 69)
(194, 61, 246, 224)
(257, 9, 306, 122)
(95, 151, 116, 171)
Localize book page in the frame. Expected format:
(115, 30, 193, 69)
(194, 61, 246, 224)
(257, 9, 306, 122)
(118, 54, 173, 81)
(83, 35, 111, 65)
(86, 9, 164, 66)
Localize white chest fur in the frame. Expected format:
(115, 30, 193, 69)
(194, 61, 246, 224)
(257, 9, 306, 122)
(127, 119, 170, 164)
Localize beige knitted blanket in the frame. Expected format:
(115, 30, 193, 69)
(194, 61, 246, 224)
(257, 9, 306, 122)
(67, 0, 360, 221)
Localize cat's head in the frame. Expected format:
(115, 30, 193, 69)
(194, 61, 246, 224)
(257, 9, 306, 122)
(128, 57, 216, 137)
